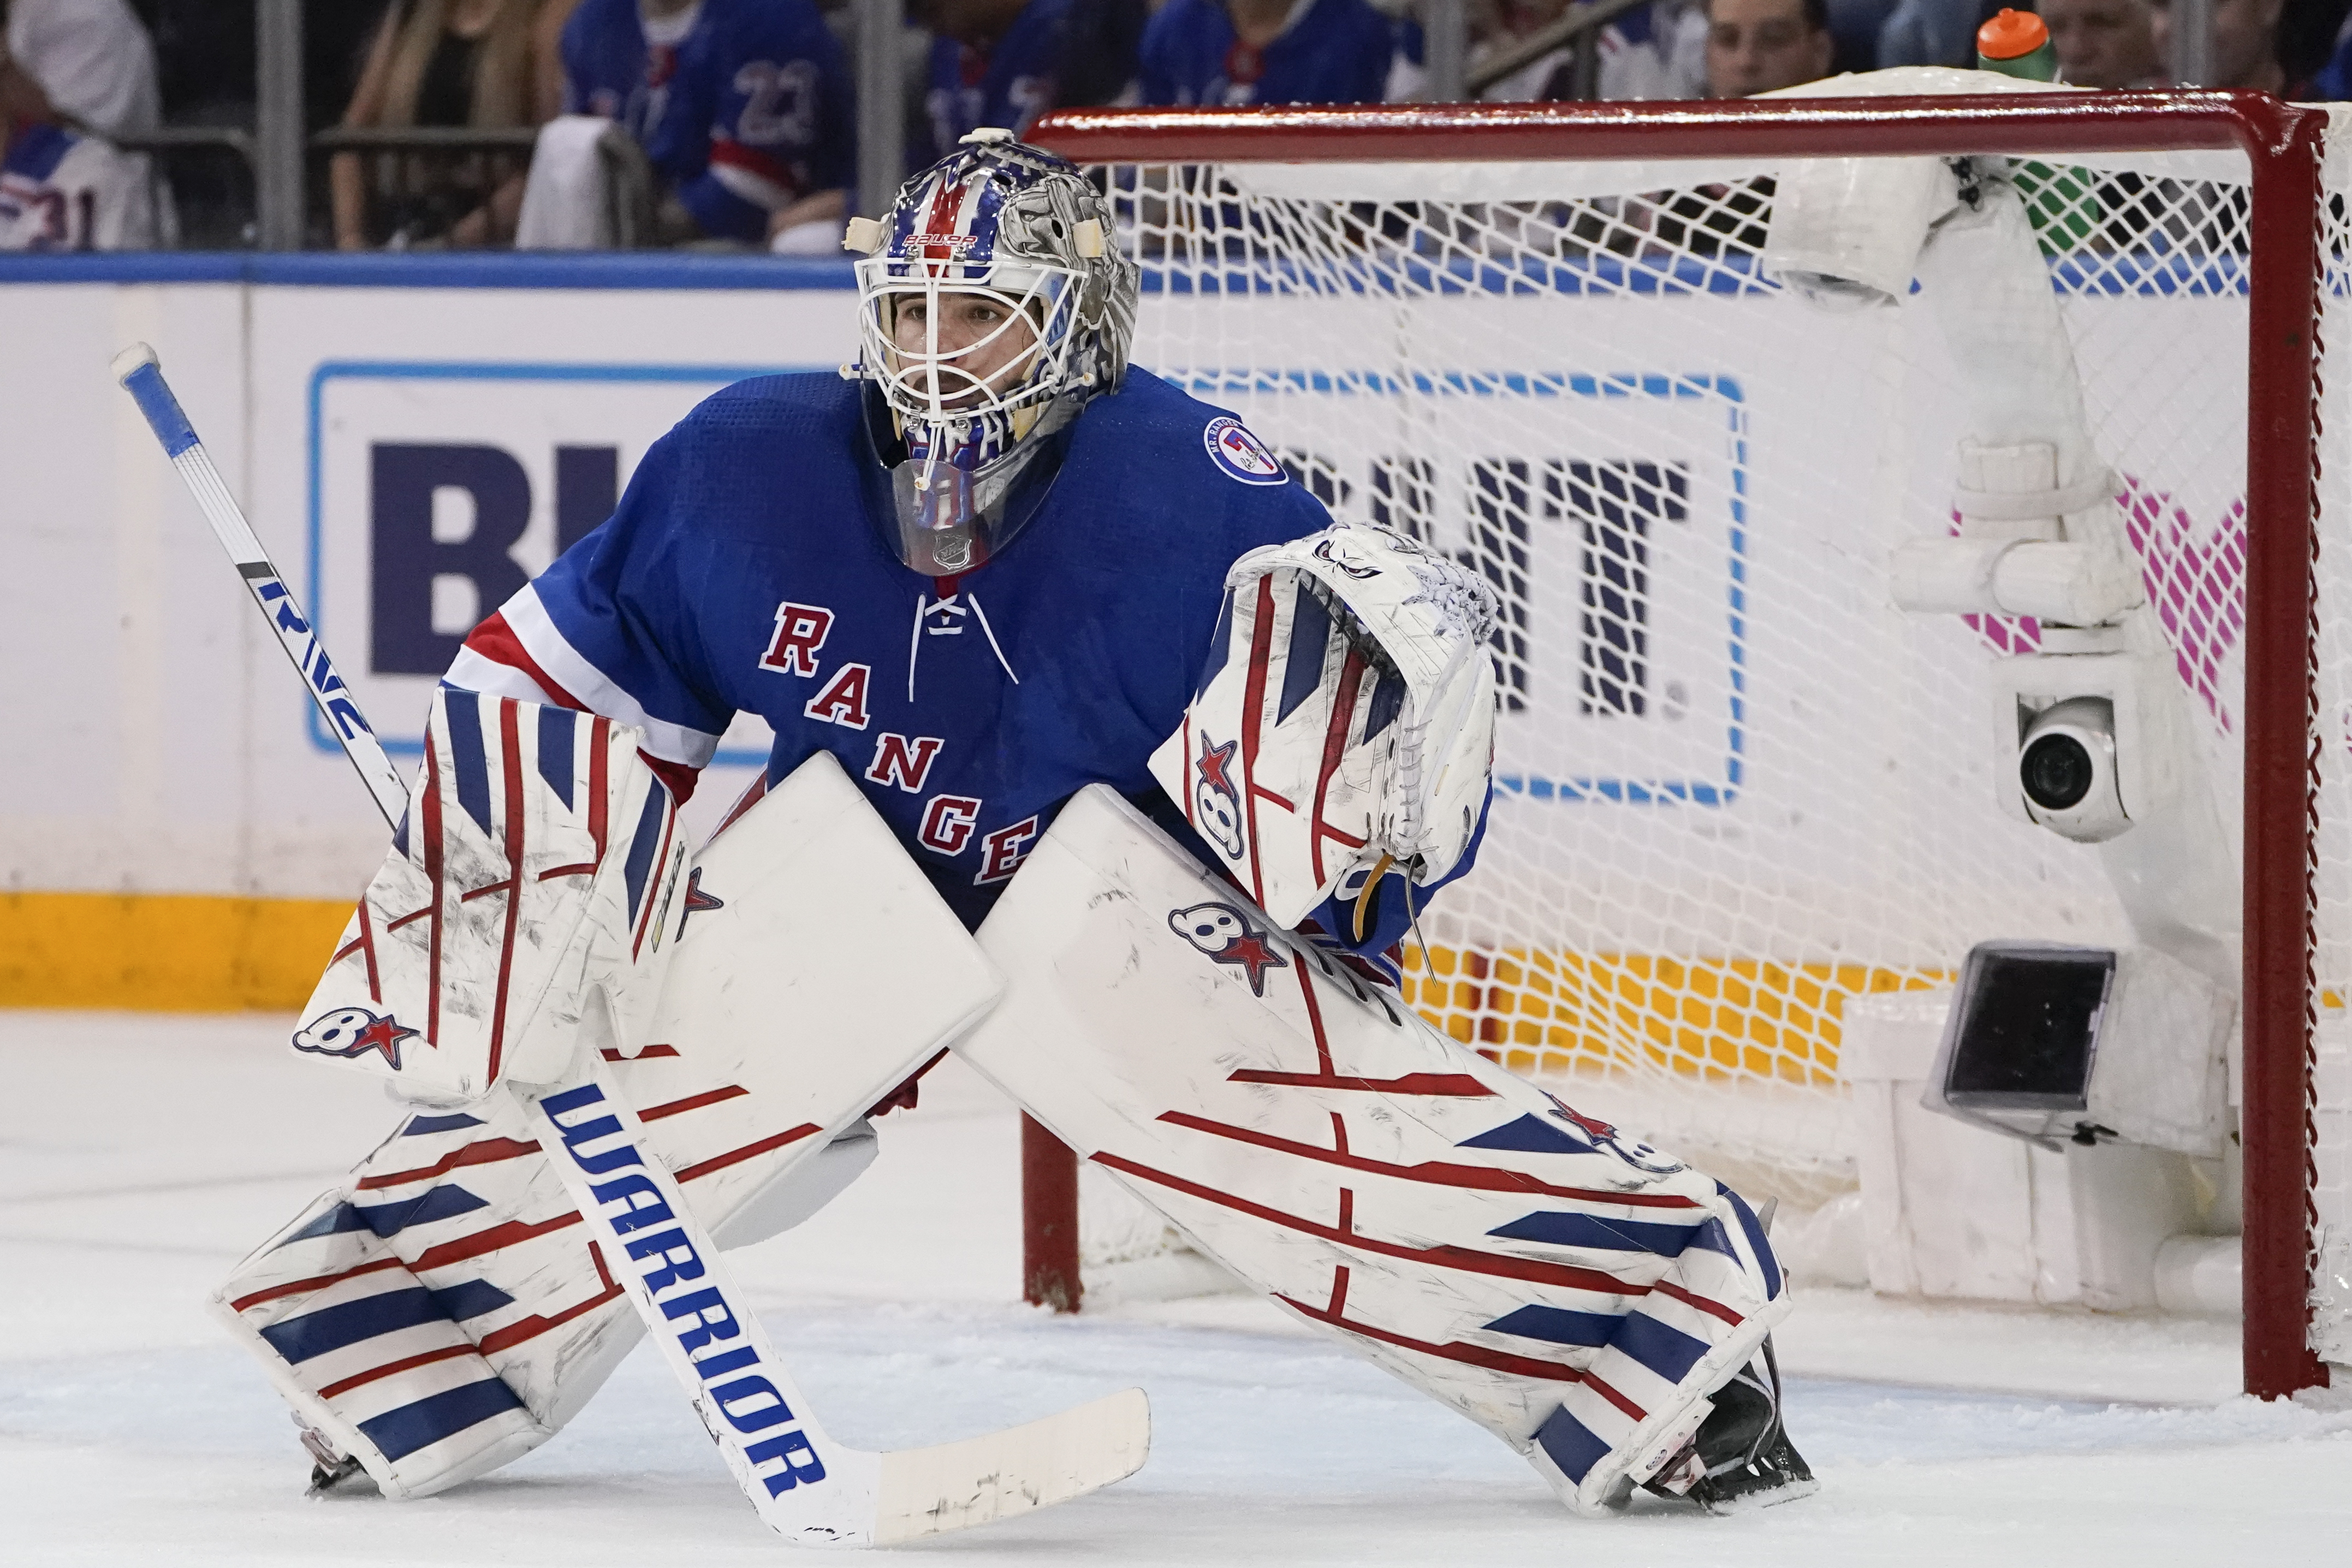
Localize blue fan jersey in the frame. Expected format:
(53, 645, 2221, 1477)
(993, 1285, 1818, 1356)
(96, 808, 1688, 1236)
(562, 0, 854, 242)
(1139, 0, 1398, 108)
(450, 368, 1477, 958)
(915, 0, 1076, 169)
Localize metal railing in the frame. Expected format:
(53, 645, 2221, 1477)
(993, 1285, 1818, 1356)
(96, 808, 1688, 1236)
(857, 0, 905, 227)
(112, 124, 562, 250)
(111, 126, 258, 162)
(2170, 0, 2218, 88)
(1425, 0, 1469, 102)
(310, 127, 542, 153)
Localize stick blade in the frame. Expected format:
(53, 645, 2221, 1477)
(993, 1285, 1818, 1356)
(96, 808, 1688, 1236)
(871, 1386, 1149, 1546)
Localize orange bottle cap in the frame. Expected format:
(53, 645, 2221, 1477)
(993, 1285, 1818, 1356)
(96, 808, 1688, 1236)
(1977, 8, 2050, 60)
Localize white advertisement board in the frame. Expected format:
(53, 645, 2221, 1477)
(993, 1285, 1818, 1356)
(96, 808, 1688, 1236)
(0, 257, 2255, 957)
(0, 263, 857, 900)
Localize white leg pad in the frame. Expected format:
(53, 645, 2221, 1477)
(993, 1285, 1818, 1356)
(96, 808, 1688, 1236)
(958, 785, 1792, 1517)
(219, 754, 1001, 1498)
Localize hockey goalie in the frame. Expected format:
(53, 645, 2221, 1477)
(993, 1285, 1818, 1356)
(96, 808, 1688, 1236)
(216, 130, 1813, 1533)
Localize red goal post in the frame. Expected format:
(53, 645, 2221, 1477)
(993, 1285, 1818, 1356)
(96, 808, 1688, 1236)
(1021, 92, 2333, 1401)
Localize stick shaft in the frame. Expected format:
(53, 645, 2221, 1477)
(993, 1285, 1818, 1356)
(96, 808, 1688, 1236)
(526, 1068, 882, 1543)
(114, 346, 411, 829)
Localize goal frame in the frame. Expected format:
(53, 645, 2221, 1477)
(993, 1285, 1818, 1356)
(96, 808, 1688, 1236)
(1020, 92, 2330, 1401)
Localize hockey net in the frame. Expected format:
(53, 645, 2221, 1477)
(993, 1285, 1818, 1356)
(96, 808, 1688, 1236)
(1027, 87, 2348, 1392)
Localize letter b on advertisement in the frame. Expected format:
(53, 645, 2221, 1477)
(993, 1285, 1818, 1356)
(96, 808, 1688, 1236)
(370, 443, 619, 675)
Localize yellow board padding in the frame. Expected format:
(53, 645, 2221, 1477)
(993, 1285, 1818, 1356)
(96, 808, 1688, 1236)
(0, 893, 1976, 1059)
(1397, 945, 1952, 1086)
(0, 891, 351, 1011)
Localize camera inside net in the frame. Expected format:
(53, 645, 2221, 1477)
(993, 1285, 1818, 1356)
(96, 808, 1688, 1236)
(2015, 695, 2129, 843)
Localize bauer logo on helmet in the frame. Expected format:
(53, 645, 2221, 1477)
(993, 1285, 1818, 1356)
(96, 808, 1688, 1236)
(908, 230, 980, 257)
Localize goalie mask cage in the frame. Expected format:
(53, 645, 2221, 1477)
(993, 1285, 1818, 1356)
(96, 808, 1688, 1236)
(1018, 91, 2347, 1401)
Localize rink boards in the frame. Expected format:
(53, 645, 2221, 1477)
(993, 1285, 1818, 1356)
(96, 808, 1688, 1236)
(0, 255, 2252, 1009)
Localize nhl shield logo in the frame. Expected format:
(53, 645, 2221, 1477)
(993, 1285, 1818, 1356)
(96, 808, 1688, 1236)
(1169, 901, 1288, 996)
(1202, 417, 1287, 486)
(294, 1006, 421, 1070)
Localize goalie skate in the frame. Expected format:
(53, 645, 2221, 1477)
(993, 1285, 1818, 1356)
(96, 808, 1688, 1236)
(1640, 1338, 1819, 1513)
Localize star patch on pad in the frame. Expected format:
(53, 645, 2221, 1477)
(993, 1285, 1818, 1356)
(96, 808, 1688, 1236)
(293, 1006, 422, 1071)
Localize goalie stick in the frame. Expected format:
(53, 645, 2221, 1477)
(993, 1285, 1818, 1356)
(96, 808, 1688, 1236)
(112, 345, 409, 828)
(113, 343, 1149, 1547)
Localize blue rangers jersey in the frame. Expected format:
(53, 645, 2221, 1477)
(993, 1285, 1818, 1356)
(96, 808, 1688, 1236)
(1138, 0, 1398, 108)
(449, 369, 1480, 960)
(561, 0, 853, 242)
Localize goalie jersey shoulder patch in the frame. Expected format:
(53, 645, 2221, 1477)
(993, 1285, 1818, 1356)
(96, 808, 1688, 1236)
(1203, 416, 1288, 486)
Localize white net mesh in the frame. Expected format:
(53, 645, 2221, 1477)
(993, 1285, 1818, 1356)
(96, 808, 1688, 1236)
(1073, 122, 2350, 1363)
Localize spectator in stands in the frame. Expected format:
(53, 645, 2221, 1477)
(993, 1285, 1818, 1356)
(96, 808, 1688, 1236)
(2152, 0, 2295, 90)
(2040, 0, 2166, 85)
(913, 0, 1144, 165)
(4, 0, 157, 138)
(0, 21, 159, 247)
(140, 1, 399, 247)
(1821, 0, 1893, 71)
(1459, 0, 1708, 101)
(143, 1, 402, 134)
(0, 7, 51, 118)
(2310, 9, 2352, 93)
(536, 0, 853, 251)
(2280, 0, 2350, 90)
(332, 0, 550, 249)
(1461, 0, 1557, 100)
(1705, 0, 1836, 93)
(1138, 0, 1398, 106)
(1873, 0, 1979, 66)
(0, 19, 50, 122)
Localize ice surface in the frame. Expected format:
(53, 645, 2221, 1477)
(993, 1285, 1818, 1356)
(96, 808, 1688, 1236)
(3, 1012, 2347, 1566)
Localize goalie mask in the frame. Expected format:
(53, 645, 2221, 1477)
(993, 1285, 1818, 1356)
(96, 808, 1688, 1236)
(846, 129, 1139, 576)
